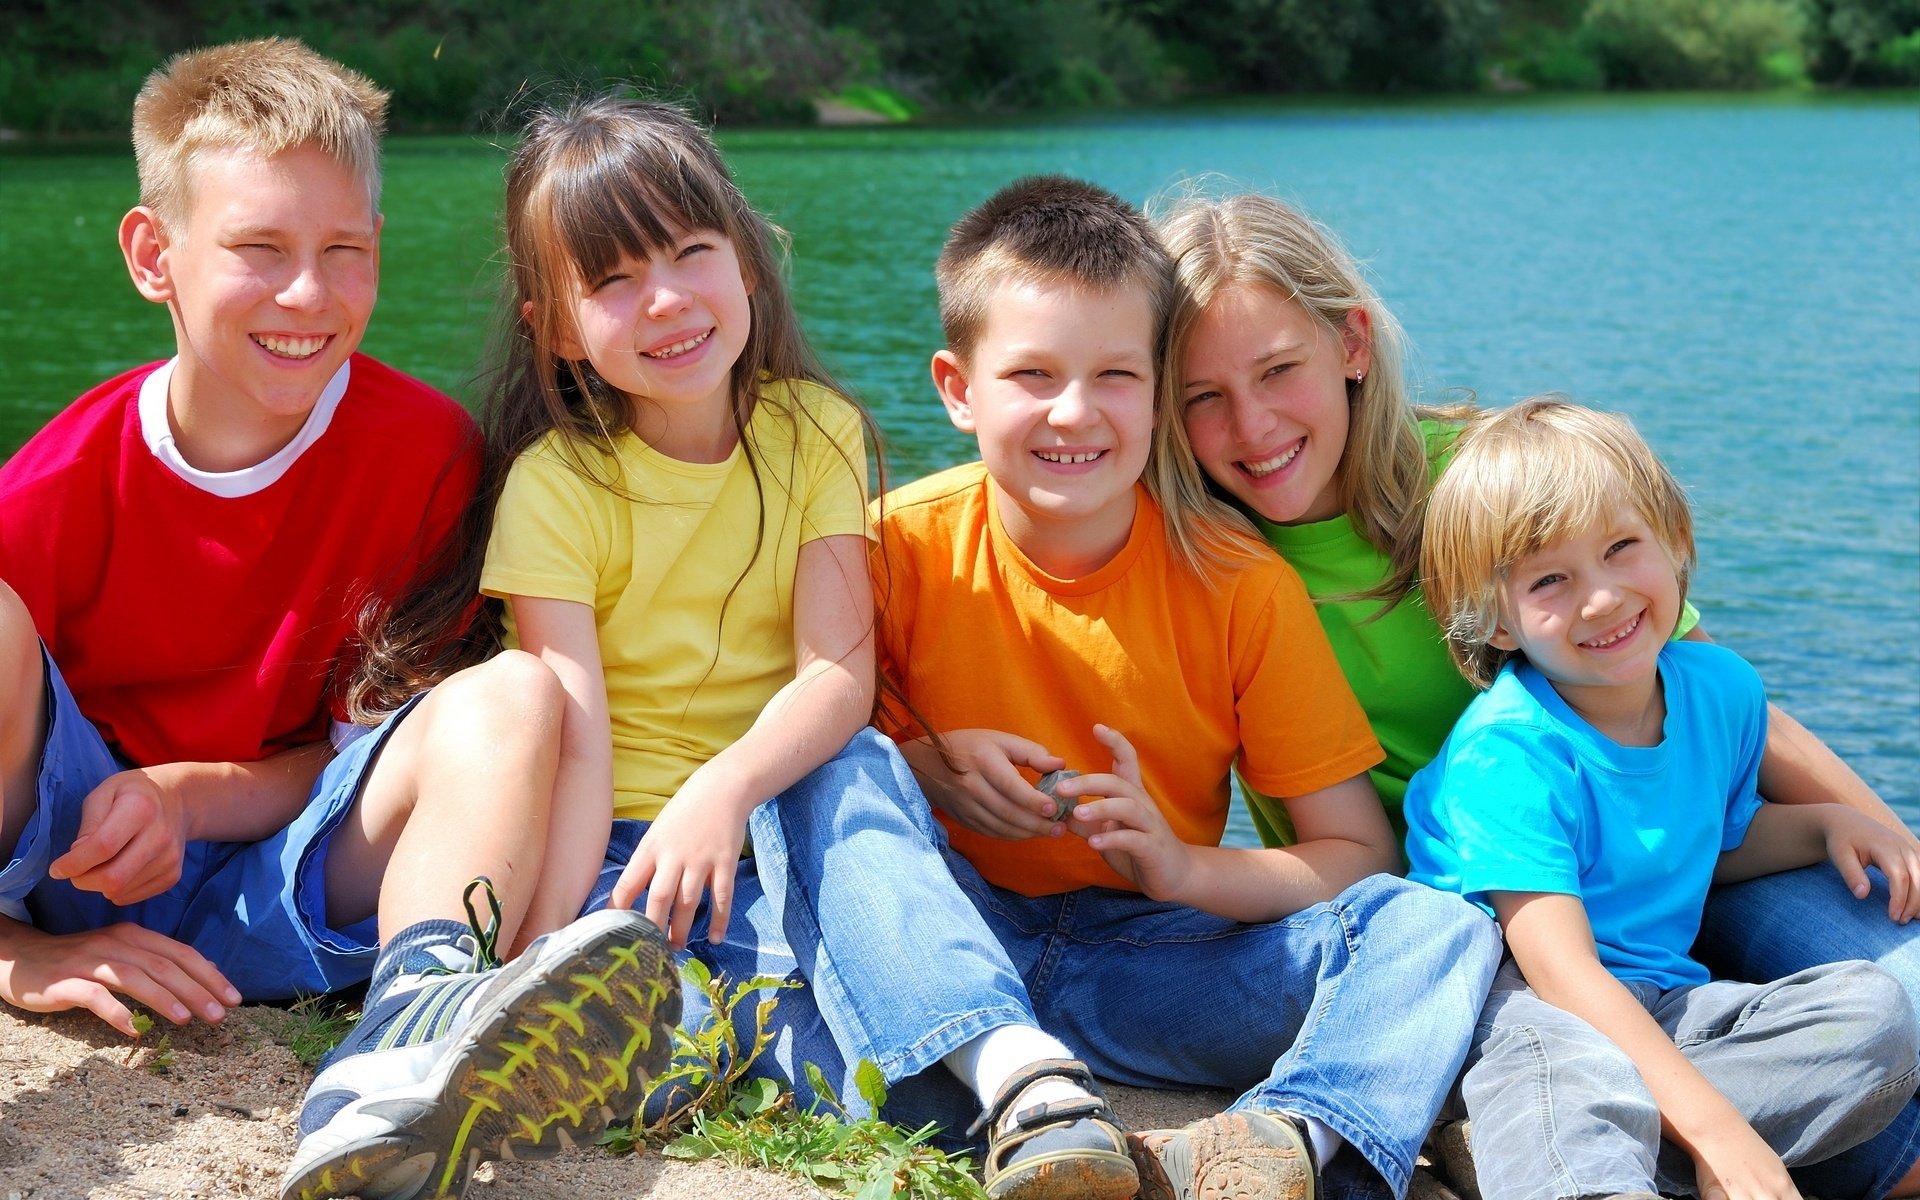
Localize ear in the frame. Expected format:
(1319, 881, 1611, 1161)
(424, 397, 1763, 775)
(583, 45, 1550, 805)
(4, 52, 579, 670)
(1340, 307, 1373, 382)
(931, 349, 975, 433)
(119, 207, 174, 304)
(1486, 622, 1520, 653)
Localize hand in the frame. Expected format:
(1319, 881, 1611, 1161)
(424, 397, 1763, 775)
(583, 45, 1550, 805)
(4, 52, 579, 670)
(900, 730, 1066, 840)
(1688, 1118, 1800, 1200)
(1057, 725, 1194, 901)
(610, 766, 754, 951)
(48, 767, 190, 905)
(0, 920, 240, 1037)
(1823, 808, 1920, 923)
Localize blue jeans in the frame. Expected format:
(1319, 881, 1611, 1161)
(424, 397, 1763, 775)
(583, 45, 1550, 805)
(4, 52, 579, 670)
(582, 728, 1020, 1126)
(748, 729, 1504, 1200)
(1461, 958, 1920, 1200)
(1698, 864, 1920, 1191)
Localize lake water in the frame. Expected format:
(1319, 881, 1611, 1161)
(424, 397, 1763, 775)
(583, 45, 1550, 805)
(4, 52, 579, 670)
(2, 96, 1915, 836)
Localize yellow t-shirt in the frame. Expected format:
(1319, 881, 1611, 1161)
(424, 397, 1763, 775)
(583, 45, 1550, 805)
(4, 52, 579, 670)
(874, 462, 1384, 896)
(481, 380, 870, 819)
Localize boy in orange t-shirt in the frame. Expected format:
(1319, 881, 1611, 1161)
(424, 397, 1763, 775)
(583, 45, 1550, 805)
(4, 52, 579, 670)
(772, 177, 1498, 1200)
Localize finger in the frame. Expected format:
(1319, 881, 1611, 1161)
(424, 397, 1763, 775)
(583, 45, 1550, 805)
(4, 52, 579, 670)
(1834, 849, 1871, 900)
(643, 863, 680, 946)
(113, 924, 242, 1008)
(672, 869, 705, 952)
(706, 860, 736, 946)
(993, 734, 1065, 774)
(49, 808, 140, 883)
(47, 979, 140, 1037)
(611, 853, 654, 912)
(1062, 795, 1149, 832)
(1090, 724, 1143, 786)
(973, 770, 1058, 833)
(78, 828, 177, 906)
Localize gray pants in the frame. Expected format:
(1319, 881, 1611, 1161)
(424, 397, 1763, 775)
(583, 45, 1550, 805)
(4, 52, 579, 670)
(1459, 958, 1920, 1200)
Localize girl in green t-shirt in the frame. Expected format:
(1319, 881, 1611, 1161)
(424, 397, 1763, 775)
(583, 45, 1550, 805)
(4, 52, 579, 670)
(1153, 192, 1920, 1196)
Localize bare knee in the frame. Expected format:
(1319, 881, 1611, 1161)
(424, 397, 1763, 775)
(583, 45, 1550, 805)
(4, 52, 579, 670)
(420, 650, 565, 755)
(0, 579, 48, 856)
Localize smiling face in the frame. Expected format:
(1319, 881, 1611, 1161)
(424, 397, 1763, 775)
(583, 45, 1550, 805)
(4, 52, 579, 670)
(934, 276, 1156, 576)
(558, 227, 752, 440)
(1179, 283, 1368, 527)
(126, 143, 379, 462)
(1489, 505, 1683, 721)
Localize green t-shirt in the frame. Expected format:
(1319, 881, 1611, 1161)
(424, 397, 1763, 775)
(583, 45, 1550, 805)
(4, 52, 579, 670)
(1245, 419, 1697, 845)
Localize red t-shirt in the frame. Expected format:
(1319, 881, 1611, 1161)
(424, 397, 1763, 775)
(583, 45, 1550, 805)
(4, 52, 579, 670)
(0, 354, 477, 767)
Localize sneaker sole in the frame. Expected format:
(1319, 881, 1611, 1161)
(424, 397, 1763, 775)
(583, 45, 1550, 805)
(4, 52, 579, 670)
(282, 909, 680, 1200)
(1127, 1111, 1316, 1200)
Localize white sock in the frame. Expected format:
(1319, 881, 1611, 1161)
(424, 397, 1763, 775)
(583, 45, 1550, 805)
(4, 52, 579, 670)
(944, 1024, 1091, 1131)
(1283, 1111, 1342, 1168)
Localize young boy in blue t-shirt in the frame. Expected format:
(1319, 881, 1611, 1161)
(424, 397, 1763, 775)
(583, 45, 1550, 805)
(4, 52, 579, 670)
(1405, 397, 1920, 1200)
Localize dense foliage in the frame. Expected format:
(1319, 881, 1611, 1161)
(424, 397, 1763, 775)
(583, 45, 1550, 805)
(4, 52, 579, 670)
(1, 0, 1914, 135)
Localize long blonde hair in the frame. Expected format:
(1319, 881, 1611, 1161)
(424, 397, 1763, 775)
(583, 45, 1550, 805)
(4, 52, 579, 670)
(1157, 192, 1473, 604)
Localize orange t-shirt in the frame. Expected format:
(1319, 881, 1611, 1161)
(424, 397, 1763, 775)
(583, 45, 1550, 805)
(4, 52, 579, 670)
(874, 462, 1383, 896)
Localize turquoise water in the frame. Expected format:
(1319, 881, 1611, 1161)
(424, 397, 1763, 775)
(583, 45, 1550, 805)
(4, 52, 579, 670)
(2, 96, 1915, 835)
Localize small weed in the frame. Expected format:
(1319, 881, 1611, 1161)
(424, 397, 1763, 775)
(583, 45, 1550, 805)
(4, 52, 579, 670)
(252, 993, 361, 1068)
(601, 959, 983, 1199)
(145, 1034, 176, 1075)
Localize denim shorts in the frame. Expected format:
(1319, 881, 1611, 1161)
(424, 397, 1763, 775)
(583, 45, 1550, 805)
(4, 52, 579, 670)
(0, 646, 422, 999)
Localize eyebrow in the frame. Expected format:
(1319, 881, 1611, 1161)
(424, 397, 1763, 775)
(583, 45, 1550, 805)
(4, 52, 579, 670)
(224, 224, 375, 242)
(1183, 337, 1313, 387)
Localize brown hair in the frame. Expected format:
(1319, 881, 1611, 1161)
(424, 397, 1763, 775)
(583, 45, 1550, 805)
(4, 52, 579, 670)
(348, 95, 887, 720)
(1421, 396, 1695, 688)
(132, 38, 386, 228)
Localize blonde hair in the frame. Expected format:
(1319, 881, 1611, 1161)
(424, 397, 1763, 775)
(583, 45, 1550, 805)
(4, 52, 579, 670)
(935, 175, 1264, 578)
(1421, 397, 1695, 689)
(1157, 191, 1475, 603)
(131, 38, 387, 228)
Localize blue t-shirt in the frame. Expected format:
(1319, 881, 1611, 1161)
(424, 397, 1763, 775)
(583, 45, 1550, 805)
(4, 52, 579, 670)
(1405, 641, 1767, 990)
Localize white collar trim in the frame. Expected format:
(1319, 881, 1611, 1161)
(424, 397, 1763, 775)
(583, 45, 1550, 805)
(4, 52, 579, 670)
(138, 357, 349, 497)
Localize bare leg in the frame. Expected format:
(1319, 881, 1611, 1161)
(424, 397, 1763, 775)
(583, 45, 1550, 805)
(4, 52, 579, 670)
(323, 650, 565, 953)
(0, 582, 48, 863)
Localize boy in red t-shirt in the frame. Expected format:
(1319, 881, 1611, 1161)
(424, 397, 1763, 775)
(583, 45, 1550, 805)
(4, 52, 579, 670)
(0, 40, 675, 1199)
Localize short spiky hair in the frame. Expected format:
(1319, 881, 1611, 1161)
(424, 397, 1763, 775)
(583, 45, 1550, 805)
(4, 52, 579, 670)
(935, 175, 1173, 363)
(1422, 397, 1695, 688)
(132, 37, 387, 227)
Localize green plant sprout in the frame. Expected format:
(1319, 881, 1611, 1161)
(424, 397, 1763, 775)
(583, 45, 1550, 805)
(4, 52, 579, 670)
(599, 959, 984, 1199)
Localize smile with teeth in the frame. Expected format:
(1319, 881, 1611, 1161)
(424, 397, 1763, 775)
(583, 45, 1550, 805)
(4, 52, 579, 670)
(1242, 438, 1304, 478)
(642, 329, 712, 359)
(1581, 612, 1642, 649)
(1034, 449, 1105, 465)
(252, 333, 329, 360)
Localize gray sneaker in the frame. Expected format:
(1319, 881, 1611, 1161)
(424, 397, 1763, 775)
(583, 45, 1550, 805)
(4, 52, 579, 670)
(281, 899, 678, 1200)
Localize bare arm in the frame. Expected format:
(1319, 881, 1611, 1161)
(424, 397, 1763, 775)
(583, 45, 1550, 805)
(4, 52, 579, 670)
(1715, 802, 1919, 921)
(48, 741, 334, 906)
(1066, 727, 1397, 923)
(1494, 891, 1801, 1200)
(616, 533, 877, 947)
(507, 595, 616, 939)
(1682, 625, 1912, 838)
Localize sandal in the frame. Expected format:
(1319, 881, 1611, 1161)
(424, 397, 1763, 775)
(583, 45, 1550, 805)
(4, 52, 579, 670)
(968, 1058, 1138, 1200)
(1128, 1110, 1319, 1200)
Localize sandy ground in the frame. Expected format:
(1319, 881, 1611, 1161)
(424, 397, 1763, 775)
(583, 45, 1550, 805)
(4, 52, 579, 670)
(0, 1004, 1464, 1199)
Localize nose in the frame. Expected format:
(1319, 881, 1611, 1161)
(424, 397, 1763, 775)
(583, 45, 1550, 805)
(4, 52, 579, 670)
(1047, 381, 1096, 430)
(1582, 577, 1624, 620)
(277, 256, 329, 312)
(647, 272, 692, 320)
(1226, 391, 1268, 444)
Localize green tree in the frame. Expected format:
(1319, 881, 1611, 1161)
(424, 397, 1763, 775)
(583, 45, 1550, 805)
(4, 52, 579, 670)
(1581, 0, 1809, 87)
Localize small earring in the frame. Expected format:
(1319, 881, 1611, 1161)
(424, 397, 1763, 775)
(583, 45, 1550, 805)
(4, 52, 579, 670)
(1353, 370, 1365, 384)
